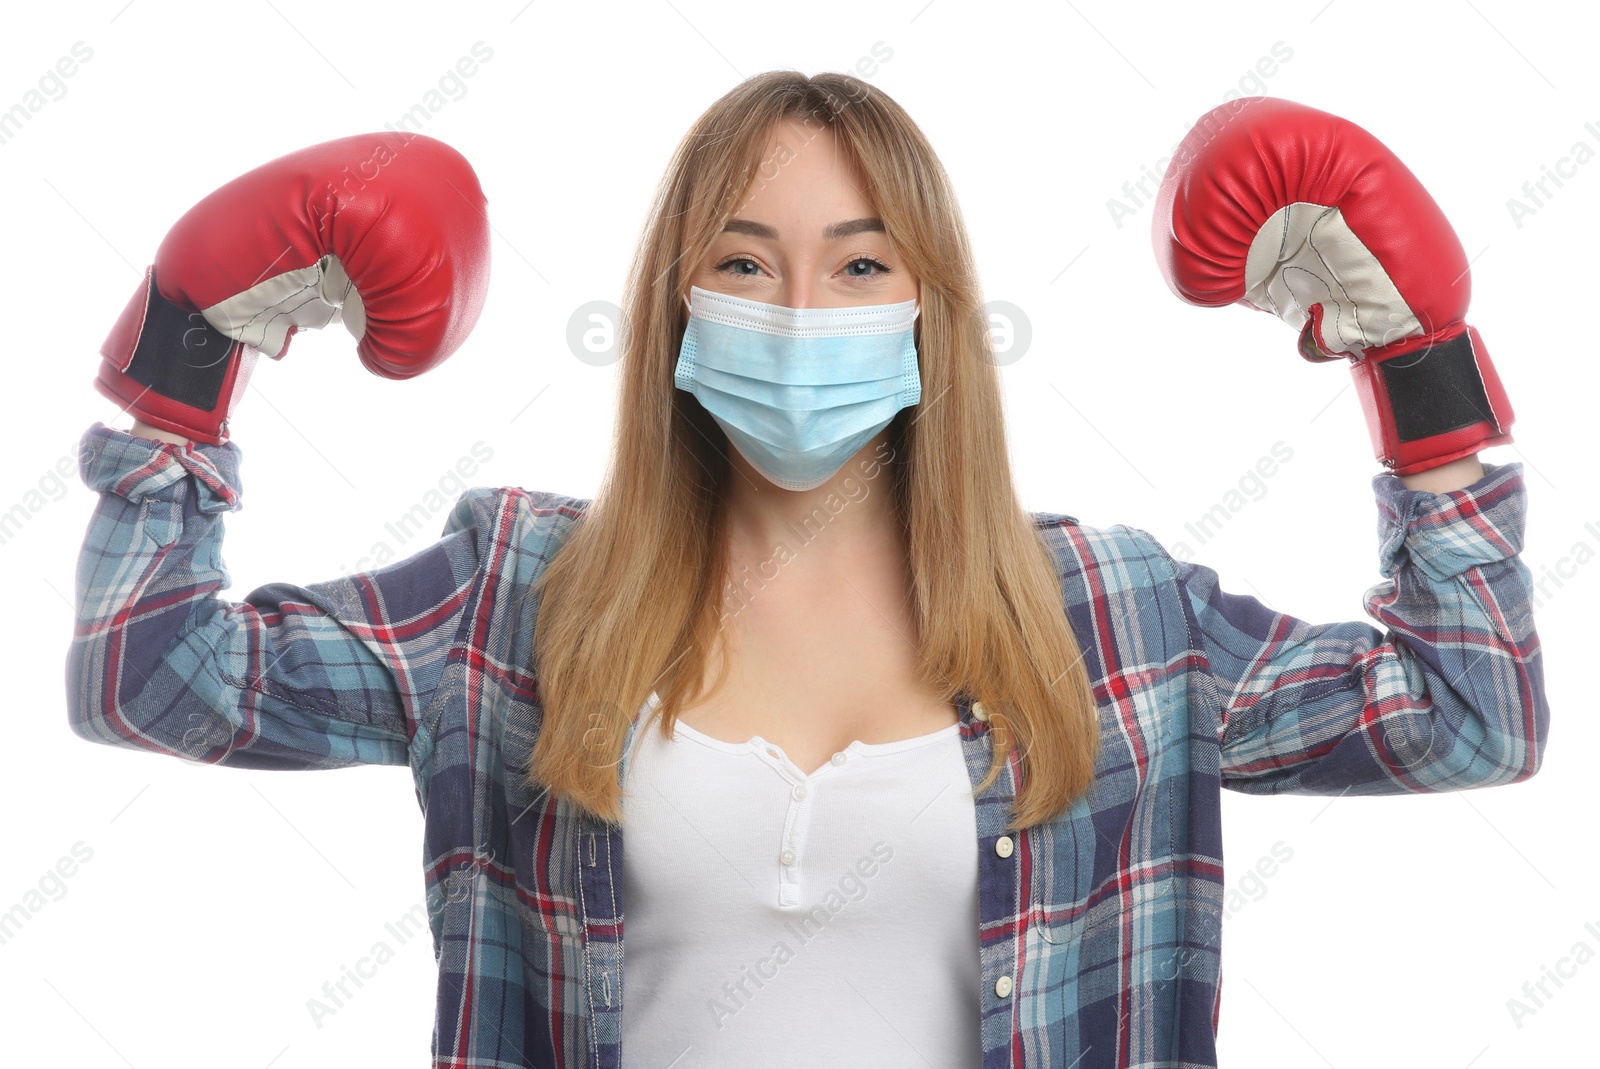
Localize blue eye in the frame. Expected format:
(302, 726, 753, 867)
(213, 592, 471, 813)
(845, 257, 891, 277)
(716, 256, 764, 275)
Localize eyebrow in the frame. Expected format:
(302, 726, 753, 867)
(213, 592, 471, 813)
(721, 217, 885, 241)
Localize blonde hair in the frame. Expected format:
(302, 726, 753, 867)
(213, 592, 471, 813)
(527, 70, 1100, 831)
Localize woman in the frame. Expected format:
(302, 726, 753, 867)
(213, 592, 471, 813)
(69, 71, 1546, 1068)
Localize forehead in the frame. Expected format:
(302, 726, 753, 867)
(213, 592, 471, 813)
(732, 116, 873, 223)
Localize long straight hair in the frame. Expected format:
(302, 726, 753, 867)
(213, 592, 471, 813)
(527, 70, 1100, 831)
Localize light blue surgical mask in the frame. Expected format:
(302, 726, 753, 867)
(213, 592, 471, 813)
(674, 284, 921, 491)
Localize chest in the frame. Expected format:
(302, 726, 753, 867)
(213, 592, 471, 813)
(672, 587, 959, 777)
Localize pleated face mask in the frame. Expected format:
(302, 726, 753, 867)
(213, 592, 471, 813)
(673, 284, 922, 491)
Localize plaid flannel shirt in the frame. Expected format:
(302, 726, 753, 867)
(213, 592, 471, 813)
(67, 421, 1547, 1068)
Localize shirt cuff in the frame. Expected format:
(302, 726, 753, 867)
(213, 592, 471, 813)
(77, 421, 243, 513)
(1373, 460, 1527, 582)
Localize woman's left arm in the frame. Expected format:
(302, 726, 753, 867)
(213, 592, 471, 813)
(1142, 95, 1547, 792)
(1178, 458, 1547, 795)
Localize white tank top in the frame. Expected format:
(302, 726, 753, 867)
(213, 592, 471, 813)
(619, 691, 982, 1066)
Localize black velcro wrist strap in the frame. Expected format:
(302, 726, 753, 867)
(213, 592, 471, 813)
(122, 270, 238, 413)
(1377, 331, 1497, 443)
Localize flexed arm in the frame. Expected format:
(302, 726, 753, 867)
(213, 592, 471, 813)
(1148, 97, 1544, 792)
(69, 133, 494, 771)
(68, 424, 484, 771)
(1173, 463, 1545, 794)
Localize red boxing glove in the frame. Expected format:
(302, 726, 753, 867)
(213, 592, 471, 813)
(97, 132, 491, 445)
(1151, 96, 1514, 475)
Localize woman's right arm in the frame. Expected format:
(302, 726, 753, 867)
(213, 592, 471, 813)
(67, 421, 482, 771)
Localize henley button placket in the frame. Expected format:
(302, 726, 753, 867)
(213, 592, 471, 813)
(757, 738, 823, 909)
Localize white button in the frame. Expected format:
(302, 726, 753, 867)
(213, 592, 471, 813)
(792, 783, 807, 800)
(995, 835, 1014, 859)
(994, 975, 1013, 998)
(971, 701, 988, 722)
(780, 849, 796, 866)
(830, 752, 847, 766)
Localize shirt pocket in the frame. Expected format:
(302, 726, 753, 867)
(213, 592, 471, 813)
(139, 494, 182, 548)
(506, 819, 588, 941)
(500, 713, 590, 943)
(419, 660, 588, 943)
(1035, 672, 1180, 949)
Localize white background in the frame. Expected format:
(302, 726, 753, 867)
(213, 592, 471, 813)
(2, 1, 1594, 1066)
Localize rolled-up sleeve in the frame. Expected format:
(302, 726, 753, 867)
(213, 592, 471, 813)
(1175, 460, 1546, 795)
(66, 422, 483, 773)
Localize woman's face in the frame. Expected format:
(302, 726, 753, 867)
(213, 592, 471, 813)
(685, 116, 920, 310)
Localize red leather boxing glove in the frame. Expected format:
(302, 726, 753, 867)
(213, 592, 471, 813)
(96, 132, 491, 445)
(1151, 96, 1514, 475)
